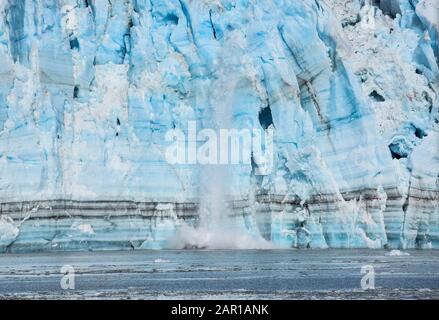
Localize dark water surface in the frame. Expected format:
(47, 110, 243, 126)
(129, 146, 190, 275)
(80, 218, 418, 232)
(0, 249, 438, 299)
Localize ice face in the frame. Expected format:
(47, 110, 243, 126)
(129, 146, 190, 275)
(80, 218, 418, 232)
(0, 0, 437, 251)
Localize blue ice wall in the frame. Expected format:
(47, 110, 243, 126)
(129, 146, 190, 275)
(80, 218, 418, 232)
(0, 0, 438, 250)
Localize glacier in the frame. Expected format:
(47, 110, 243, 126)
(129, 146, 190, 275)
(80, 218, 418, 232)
(0, 0, 438, 252)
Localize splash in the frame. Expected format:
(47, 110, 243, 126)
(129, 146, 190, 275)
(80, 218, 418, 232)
(167, 164, 275, 249)
(168, 225, 275, 250)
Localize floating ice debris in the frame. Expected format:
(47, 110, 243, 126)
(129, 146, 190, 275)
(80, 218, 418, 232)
(154, 259, 170, 263)
(385, 250, 410, 256)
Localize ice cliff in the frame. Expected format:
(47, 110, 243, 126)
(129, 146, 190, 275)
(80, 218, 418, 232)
(0, 0, 438, 251)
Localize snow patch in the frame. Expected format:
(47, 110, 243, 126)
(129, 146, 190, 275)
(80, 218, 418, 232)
(71, 222, 95, 235)
(0, 215, 19, 241)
